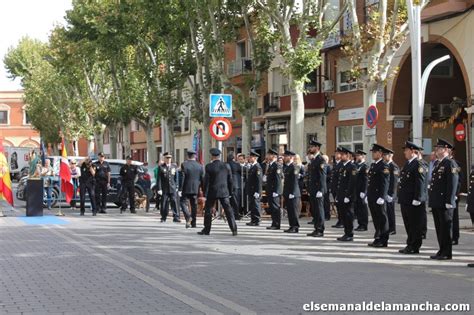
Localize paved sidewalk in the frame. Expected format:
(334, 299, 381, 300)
(0, 205, 473, 314)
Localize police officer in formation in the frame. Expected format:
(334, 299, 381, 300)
(94, 152, 111, 214)
(246, 151, 263, 226)
(398, 141, 426, 254)
(119, 156, 138, 214)
(157, 152, 180, 222)
(335, 147, 357, 241)
(383, 149, 399, 235)
(354, 150, 369, 231)
(428, 138, 459, 260)
(79, 157, 97, 216)
(331, 148, 344, 228)
(227, 152, 243, 220)
(282, 150, 300, 233)
(265, 148, 283, 230)
(179, 150, 204, 228)
(198, 148, 237, 236)
(306, 140, 327, 237)
(367, 144, 390, 247)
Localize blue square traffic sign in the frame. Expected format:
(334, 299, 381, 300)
(209, 94, 232, 117)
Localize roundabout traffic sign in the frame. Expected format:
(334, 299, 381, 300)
(366, 105, 379, 129)
(209, 117, 233, 141)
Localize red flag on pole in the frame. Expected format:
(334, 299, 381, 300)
(59, 139, 74, 203)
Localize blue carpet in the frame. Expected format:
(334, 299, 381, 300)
(17, 216, 69, 225)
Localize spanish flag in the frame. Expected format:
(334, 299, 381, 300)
(0, 140, 14, 206)
(59, 139, 74, 203)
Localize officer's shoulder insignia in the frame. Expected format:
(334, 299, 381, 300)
(418, 167, 424, 173)
(383, 168, 390, 174)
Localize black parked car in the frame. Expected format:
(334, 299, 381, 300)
(16, 158, 151, 209)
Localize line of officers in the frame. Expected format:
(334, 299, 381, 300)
(154, 137, 472, 261)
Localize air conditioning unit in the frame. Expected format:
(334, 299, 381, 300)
(327, 99, 335, 108)
(323, 80, 334, 92)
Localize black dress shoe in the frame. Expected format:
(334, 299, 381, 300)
(286, 227, 299, 233)
(452, 240, 458, 245)
(467, 263, 474, 267)
(372, 243, 387, 248)
(368, 242, 375, 247)
(337, 235, 353, 241)
(430, 254, 452, 260)
(307, 221, 315, 225)
(99, 210, 107, 214)
(306, 230, 317, 236)
(246, 222, 259, 226)
(197, 231, 209, 235)
(389, 230, 396, 235)
(130, 210, 137, 214)
(266, 226, 279, 230)
(331, 224, 344, 228)
(232, 230, 238, 236)
(354, 226, 367, 231)
(160, 219, 166, 223)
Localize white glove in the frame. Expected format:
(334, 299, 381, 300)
(272, 192, 279, 197)
(445, 203, 454, 209)
(412, 200, 421, 206)
(289, 194, 295, 199)
(254, 192, 260, 198)
(262, 175, 267, 182)
(387, 196, 393, 203)
(157, 190, 163, 196)
(178, 191, 182, 197)
(455, 196, 458, 201)
(344, 197, 350, 204)
(376, 198, 385, 205)
(360, 192, 366, 199)
(364, 197, 368, 204)
(316, 191, 323, 198)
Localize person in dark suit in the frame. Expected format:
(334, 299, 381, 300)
(398, 141, 427, 255)
(354, 150, 369, 231)
(306, 140, 327, 237)
(335, 147, 357, 241)
(246, 151, 263, 226)
(428, 138, 459, 260)
(179, 150, 204, 228)
(227, 151, 243, 220)
(367, 144, 390, 247)
(157, 152, 180, 223)
(331, 149, 344, 228)
(198, 148, 237, 236)
(322, 155, 332, 221)
(283, 150, 300, 233)
(265, 148, 283, 230)
(119, 156, 138, 214)
(383, 148, 399, 235)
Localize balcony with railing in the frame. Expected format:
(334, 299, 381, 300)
(227, 57, 253, 77)
(264, 92, 280, 113)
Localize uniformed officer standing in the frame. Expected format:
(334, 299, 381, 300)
(265, 148, 283, 230)
(283, 150, 300, 233)
(322, 155, 332, 221)
(198, 148, 237, 236)
(335, 147, 357, 241)
(119, 156, 138, 214)
(227, 152, 243, 220)
(367, 144, 390, 247)
(157, 152, 180, 222)
(246, 151, 263, 226)
(94, 152, 111, 214)
(383, 148, 399, 235)
(179, 150, 204, 228)
(398, 141, 427, 254)
(79, 157, 97, 216)
(237, 154, 248, 217)
(428, 138, 459, 260)
(306, 140, 327, 237)
(354, 150, 369, 231)
(331, 149, 344, 228)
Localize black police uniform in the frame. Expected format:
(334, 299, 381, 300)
(428, 156, 459, 259)
(387, 161, 400, 233)
(179, 159, 204, 227)
(266, 160, 283, 229)
(119, 163, 138, 213)
(398, 154, 427, 253)
(246, 161, 263, 225)
(331, 160, 344, 227)
(158, 163, 180, 221)
(354, 161, 369, 230)
(283, 161, 301, 232)
(79, 161, 97, 215)
(367, 159, 390, 246)
(94, 160, 111, 213)
(228, 159, 243, 219)
(336, 160, 357, 239)
(307, 153, 327, 235)
(200, 158, 237, 235)
(467, 168, 474, 223)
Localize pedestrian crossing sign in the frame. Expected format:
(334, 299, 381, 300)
(209, 94, 232, 117)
